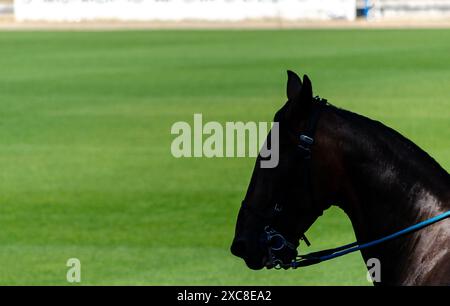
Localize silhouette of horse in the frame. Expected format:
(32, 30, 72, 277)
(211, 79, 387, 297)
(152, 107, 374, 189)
(230, 71, 450, 285)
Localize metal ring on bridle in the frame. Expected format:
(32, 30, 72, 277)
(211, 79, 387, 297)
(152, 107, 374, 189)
(267, 233, 286, 251)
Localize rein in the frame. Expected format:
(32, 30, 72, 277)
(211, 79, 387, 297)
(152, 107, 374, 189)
(289, 210, 450, 269)
(261, 96, 450, 270)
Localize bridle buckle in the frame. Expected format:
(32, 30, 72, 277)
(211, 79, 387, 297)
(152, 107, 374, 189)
(299, 134, 314, 146)
(298, 134, 314, 158)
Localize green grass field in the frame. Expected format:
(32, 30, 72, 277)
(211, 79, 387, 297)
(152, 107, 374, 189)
(0, 29, 449, 285)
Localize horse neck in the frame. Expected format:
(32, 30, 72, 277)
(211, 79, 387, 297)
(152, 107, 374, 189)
(314, 107, 450, 284)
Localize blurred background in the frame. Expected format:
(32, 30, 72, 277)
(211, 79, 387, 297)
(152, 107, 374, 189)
(0, 0, 449, 285)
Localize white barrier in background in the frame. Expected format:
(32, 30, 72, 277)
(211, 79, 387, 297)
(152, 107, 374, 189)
(371, 0, 450, 19)
(14, 0, 356, 21)
(0, 3, 14, 15)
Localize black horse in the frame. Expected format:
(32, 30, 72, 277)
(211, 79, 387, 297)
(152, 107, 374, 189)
(230, 71, 450, 285)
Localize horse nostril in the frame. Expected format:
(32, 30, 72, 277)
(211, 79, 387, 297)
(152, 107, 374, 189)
(231, 239, 247, 258)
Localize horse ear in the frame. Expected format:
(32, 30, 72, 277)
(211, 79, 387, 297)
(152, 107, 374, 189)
(286, 74, 314, 121)
(286, 70, 302, 100)
(299, 74, 313, 106)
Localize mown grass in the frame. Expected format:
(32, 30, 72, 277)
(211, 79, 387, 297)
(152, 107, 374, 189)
(0, 29, 448, 285)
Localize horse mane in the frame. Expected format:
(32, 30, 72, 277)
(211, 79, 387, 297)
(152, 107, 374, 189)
(327, 103, 450, 186)
(273, 99, 449, 184)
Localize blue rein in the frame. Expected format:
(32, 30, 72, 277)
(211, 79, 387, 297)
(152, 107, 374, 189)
(291, 210, 450, 268)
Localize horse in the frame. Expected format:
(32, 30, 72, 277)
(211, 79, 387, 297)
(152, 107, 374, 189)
(230, 70, 450, 286)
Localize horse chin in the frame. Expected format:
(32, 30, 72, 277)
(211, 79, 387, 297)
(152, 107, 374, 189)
(263, 257, 295, 270)
(244, 256, 267, 270)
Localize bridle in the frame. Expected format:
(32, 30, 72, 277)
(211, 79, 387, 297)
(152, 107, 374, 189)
(261, 96, 327, 269)
(243, 96, 327, 269)
(244, 96, 450, 270)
